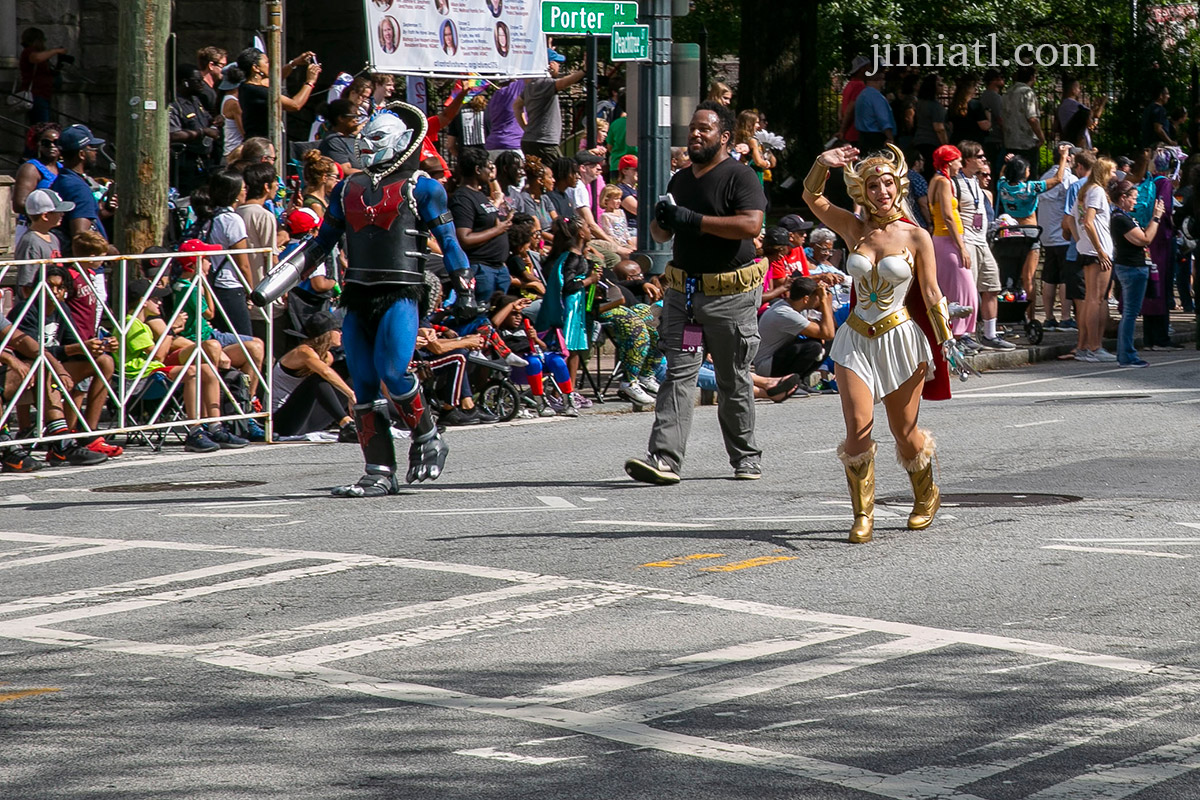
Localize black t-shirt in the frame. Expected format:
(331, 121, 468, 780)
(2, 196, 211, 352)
(318, 133, 363, 170)
(239, 82, 270, 140)
(949, 99, 988, 144)
(545, 189, 575, 221)
(1110, 210, 1148, 266)
(449, 185, 509, 267)
(666, 157, 766, 274)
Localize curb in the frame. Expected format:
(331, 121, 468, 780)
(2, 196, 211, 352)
(968, 325, 1198, 371)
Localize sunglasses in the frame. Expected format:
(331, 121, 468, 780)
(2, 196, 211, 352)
(39, 138, 59, 146)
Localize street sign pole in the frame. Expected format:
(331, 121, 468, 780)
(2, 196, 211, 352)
(635, 0, 671, 275)
(586, 32, 597, 150)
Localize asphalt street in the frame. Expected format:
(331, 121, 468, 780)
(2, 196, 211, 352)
(2, 351, 1200, 799)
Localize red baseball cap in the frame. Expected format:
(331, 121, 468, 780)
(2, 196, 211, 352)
(177, 238, 222, 272)
(618, 154, 638, 171)
(286, 207, 322, 236)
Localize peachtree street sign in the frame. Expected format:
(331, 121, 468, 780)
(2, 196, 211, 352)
(541, 1, 639, 36)
(610, 24, 649, 61)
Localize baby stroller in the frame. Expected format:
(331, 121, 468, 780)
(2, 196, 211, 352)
(987, 223, 1044, 345)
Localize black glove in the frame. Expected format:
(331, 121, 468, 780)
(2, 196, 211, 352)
(654, 200, 704, 234)
(450, 270, 479, 321)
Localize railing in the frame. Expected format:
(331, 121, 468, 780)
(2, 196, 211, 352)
(0, 246, 276, 450)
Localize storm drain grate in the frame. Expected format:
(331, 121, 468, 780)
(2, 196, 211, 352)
(878, 492, 1082, 508)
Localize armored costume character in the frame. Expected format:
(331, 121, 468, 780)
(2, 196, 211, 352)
(804, 144, 970, 543)
(254, 102, 476, 497)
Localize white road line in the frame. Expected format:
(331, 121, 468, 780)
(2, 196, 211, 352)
(1053, 537, 1200, 544)
(455, 747, 585, 765)
(198, 652, 991, 800)
(275, 591, 640, 667)
(956, 355, 1200, 393)
(822, 682, 925, 700)
(0, 541, 84, 560)
(643, 591, 1200, 680)
(0, 543, 137, 571)
(593, 636, 951, 723)
(1042, 545, 1191, 560)
(188, 583, 561, 654)
(954, 388, 1198, 399)
(1024, 731, 1200, 799)
(509, 631, 865, 707)
(385, 495, 579, 515)
(571, 520, 714, 529)
(903, 683, 1200, 790)
(1004, 419, 1064, 428)
(162, 513, 291, 519)
(0, 555, 300, 616)
(1, 559, 382, 627)
(691, 512, 904, 522)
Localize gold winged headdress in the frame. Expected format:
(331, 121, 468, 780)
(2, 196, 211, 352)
(843, 143, 910, 225)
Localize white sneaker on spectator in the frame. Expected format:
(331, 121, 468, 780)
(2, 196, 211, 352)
(619, 381, 654, 406)
(980, 335, 1016, 351)
(1074, 349, 1098, 362)
(1092, 348, 1117, 362)
(638, 375, 660, 394)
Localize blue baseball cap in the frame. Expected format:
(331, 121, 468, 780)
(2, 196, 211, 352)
(59, 124, 105, 153)
(547, 48, 566, 63)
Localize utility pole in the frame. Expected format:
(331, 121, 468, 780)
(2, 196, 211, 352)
(265, 0, 284, 164)
(634, 0, 672, 276)
(115, 0, 170, 253)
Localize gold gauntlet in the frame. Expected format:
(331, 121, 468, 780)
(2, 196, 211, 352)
(928, 298, 953, 345)
(804, 158, 830, 198)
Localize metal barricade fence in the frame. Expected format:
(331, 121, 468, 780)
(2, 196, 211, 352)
(0, 246, 277, 450)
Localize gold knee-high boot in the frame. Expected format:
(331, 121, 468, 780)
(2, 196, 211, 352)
(837, 441, 876, 544)
(897, 430, 939, 530)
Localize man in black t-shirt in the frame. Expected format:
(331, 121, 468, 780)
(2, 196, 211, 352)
(449, 148, 513, 305)
(625, 102, 768, 486)
(168, 64, 219, 197)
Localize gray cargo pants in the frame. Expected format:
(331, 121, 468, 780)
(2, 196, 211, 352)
(645, 285, 763, 474)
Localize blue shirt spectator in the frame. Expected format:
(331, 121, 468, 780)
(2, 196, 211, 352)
(997, 178, 1049, 219)
(51, 168, 106, 242)
(855, 85, 896, 134)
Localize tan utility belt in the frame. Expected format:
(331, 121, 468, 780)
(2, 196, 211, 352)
(846, 308, 911, 338)
(663, 260, 768, 297)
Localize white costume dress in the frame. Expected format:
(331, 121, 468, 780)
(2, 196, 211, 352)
(828, 249, 933, 403)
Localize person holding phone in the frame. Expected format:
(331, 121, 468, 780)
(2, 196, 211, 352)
(623, 101, 768, 486)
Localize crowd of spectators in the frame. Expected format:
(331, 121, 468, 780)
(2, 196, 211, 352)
(4, 37, 1196, 470)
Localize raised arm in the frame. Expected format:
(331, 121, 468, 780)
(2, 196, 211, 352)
(802, 145, 868, 245)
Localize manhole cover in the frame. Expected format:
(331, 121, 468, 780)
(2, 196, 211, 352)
(878, 492, 1082, 508)
(1035, 394, 1150, 404)
(92, 480, 267, 494)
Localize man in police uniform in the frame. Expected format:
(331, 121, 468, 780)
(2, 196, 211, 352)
(625, 101, 768, 484)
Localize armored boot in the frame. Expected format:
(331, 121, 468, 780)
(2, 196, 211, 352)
(837, 441, 876, 544)
(332, 400, 400, 498)
(898, 430, 939, 530)
(394, 381, 449, 483)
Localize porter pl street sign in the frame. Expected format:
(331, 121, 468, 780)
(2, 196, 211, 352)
(610, 24, 649, 60)
(541, 1, 639, 35)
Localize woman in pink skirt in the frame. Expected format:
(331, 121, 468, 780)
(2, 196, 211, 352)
(927, 144, 979, 347)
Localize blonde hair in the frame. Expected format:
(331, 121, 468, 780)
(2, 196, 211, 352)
(707, 81, 731, 103)
(600, 185, 623, 205)
(1076, 156, 1116, 214)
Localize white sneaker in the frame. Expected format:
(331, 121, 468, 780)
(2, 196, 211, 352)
(504, 352, 529, 368)
(638, 375, 660, 394)
(1074, 349, 1098, 362)
(619, 381, 654, 405)
(1092, 348, 1117, 362)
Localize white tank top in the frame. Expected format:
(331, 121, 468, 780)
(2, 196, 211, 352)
(222, 95, 244, 158)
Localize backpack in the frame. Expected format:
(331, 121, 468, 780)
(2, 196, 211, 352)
(1132, 175, 1169, 229)
(219, 368, 254, 440)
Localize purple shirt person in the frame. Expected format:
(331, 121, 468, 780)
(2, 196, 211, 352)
(485, 79, 525, 152)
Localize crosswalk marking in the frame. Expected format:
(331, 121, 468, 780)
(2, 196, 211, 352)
(0, 544, 138, 571)
(508, 630, 864, 707)
(901, 681, 1200, 789)
(593, 635, 951, 723)
(1025, 731, 1200, 799)
(275, 591, 639, 667)
(3, 530, 1200, 799)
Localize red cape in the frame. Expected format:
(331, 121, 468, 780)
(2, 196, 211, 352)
(845, 228, 952, 401)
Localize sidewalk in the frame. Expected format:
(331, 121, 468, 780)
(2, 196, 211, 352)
(968, 309, 1199, 371)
